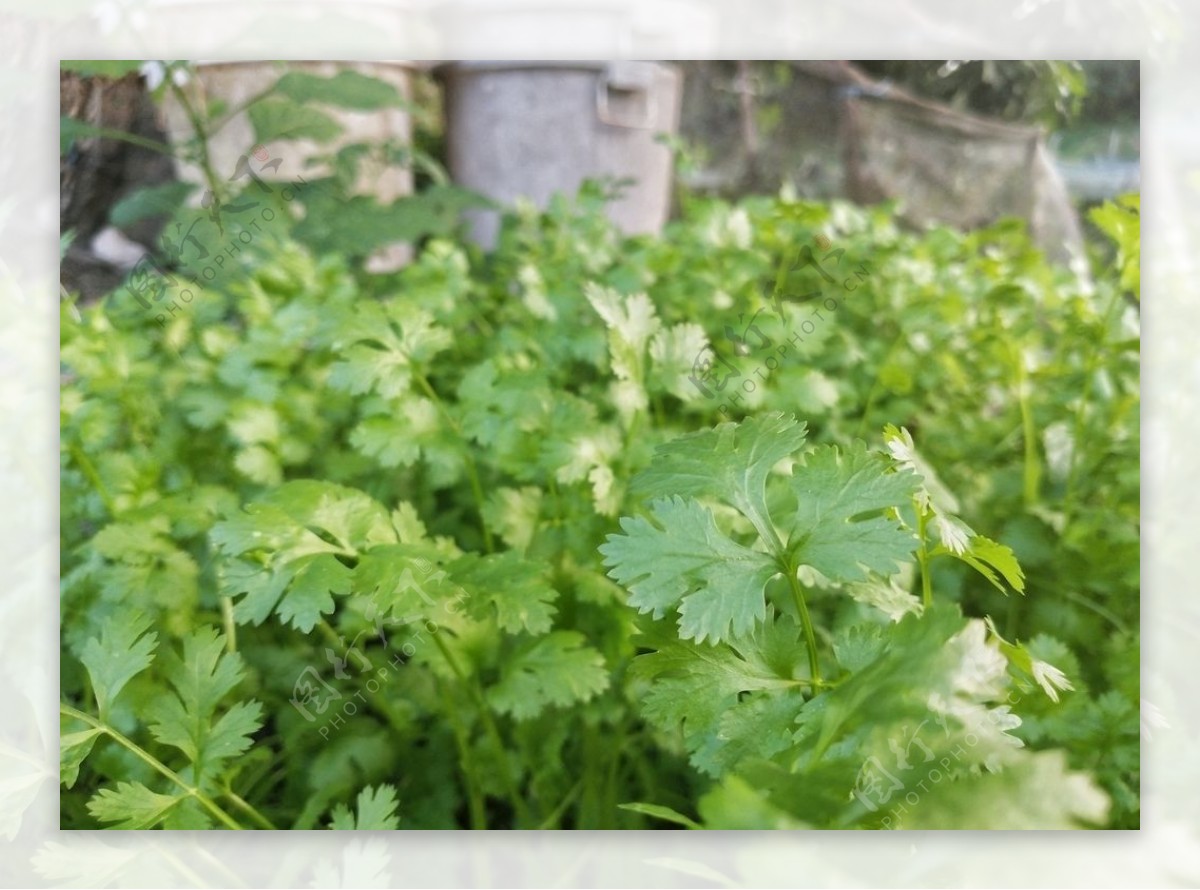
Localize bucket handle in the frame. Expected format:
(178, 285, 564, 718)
(596, 62, 658, 130)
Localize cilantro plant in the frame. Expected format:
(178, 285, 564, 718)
(61, 100, 1139, 830)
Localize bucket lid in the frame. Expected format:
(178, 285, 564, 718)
(433, 60, 674, 78)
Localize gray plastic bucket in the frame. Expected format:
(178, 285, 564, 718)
(438, 61, 682, 247)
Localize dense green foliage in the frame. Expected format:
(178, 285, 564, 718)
(60, 180, 1139, 829)
(60, 61, 1139, 831)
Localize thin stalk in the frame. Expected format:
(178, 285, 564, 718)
(314, 619, 408, 736)
(413, 371, 494, 552)
(430, 633, 531, 825)
(917, 506, 933, 609)
(60, 703, 245, 830)
(784, 561, 822, 686)
(220, 596, 237, 653)
(1015, 357, 1041, 508)
(1062, 285, 1125, 516)
(221, 785, 277, 830)
(538, 779, 583, 830)
(437, 675, 488, 830)
(164, 73, 224, 210)
(65, 122, 174, 155)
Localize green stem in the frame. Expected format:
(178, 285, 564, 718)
(437, 675, 488, 830)
(431, 633, 530, 825)
(165, 72, 225, 209)
(917, 506, 933, 609)
(413, 371, 494, 552)
(221, 785, 277, 830)
(220, 596, 237, 653)
(1015, 356, 1040, 508)
(314, 619, 408, 735)
(63, 121, 174, 155)
(538, 779, 583, 830)
(60, 703, 245, 830)
(1062, 285, 1124, 516)
(784, 561, 822, 686)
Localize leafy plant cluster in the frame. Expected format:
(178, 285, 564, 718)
(61, 66, 1138, 830)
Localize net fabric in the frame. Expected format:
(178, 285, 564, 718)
(839, 84, 1084, 264)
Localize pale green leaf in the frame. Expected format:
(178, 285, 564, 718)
(87, 781, 183, 830)
(487, 632, 608, 720)
(601, 496, 777, 644)
(329, 783, 401, 830)
(79, 611, 158, 721)
(789, 443, 920, 581)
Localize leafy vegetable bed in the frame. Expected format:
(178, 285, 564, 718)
(60, 190, 1140, 829)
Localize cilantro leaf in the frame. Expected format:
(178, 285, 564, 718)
(213, 482, 398, 630)
(949, 535, 1026, 594)
(147, 628, 263, 789)
(451, 550, 558, 635)
(600, 496, 777, 644)
(632, 616, 808, 775)
(79, 610, 158, 721)
(788, 443, 920, 581)
(632, 412, 808, 547)
(487, 632, 609, 719)
(329, 784, 401, 830)
(60, 723, 104, 789)
(87, 781, 184, 830)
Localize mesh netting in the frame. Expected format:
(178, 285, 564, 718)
(841, 90, 1084, 264)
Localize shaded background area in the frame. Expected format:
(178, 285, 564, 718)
(60, 60, 1139, 299)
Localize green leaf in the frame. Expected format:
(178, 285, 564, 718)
(87, 781, 183, 830)
(60, 724, 104, 788)
(832, 623, 888, 672)
(59, 115, 171, 156)
(632, 617, 807, 775)
(453, 550, 558, 635)
(481, 486, 544, 551)
(79, 611, 158, 721)
(697, 775, 808, 830)
(618, 802, 700, 829)
(487, 632, 609, 720)
(632, 412, 809, 545)
(949, 535, 1026, 594)
(109, 181, 195, 228)
(278, 553, 352, 632)
(1089, 195, 1140, 301)
(329, 783, 401, 829)
(146, 628, 263, 788)
(292, 187, 484, 257)
(259, 480, 398, 554)
(211, 504, 340, 563)
(247, 97, 342, 143)
(788, 443, 920, 581)
(355, 544, 462, 621)
(271, 70, 404, 110)
(324, 305, 452, 397)
(219, 558, 293, 626)
(214, 482, 400, 630)
(600, 496, 777, 644)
